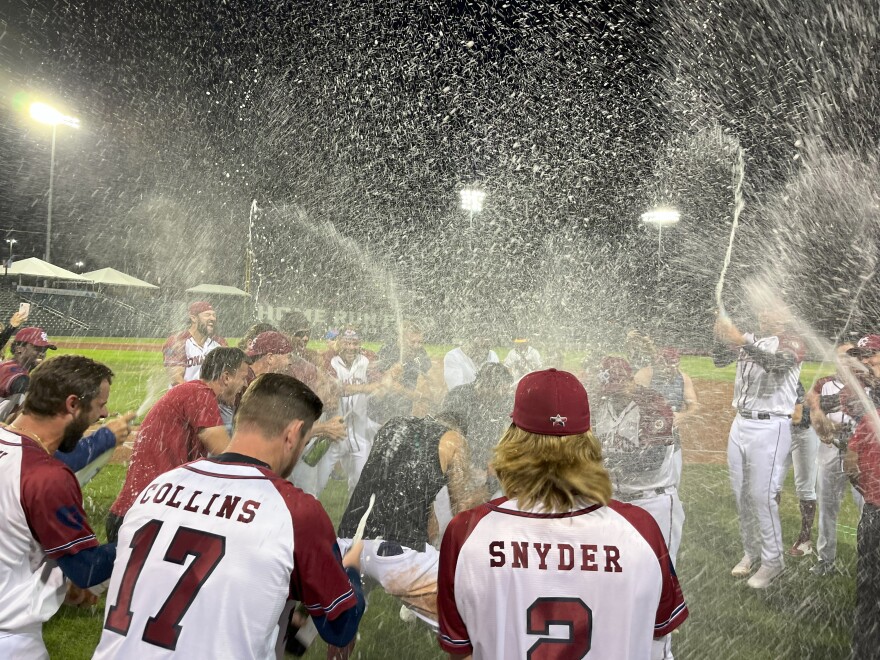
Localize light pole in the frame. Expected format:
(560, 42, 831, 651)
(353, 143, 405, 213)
(640, 207, 680, 256)
(4, 238, 16, 277)
(75, 260, 84, 271)
(28, 102, 80, 263)
(460, 187, 486, 250)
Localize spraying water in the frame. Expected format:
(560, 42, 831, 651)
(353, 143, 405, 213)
(715, 145, 745, 317)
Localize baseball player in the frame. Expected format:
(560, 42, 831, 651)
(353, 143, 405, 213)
(714, 307, 805, 588)
(92, 373, 365, 659)
(0, 356, 117, 659)
(502, 336, 542, 383)
(807, 340, 876, 575)
(783, 383, 819, 557)
(328, 411, 486, 658)
(162, 301, 227, 386)
(437, 368, 688, 659)
(107, 348, 249, 541)
(444, 337, 500, 391)
(593, 356, 682, 660)
(635, 347, 699, 487)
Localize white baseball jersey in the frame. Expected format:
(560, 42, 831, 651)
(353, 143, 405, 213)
(0, 428, 99, 634)
(93, 457, 358, 659)
(503, 346, 543, 383)
(330, 353, 376, 452)
(443, 347, 500, 391)
(815, 376, 849, 425)
(162, 331, 227, 383)
(438, 497, 688, 659)
(732, 333, 804, 415)
(593, 391, 676, 496)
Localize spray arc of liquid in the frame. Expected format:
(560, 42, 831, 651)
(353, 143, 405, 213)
(715, 146, 745, 317)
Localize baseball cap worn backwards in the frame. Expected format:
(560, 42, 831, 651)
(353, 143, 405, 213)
(246, 331, 292, 357)
(856, 335, 880, 354)
(188, 301, 214, 316)
(511, 368, 591, 436)
(15, 327, 56, 350)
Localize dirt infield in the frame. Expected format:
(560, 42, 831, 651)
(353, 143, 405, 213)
(679, 378, 735, 464)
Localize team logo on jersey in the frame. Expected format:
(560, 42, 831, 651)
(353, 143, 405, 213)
(56, 505, 85, 531)
(654, 418, 667, 432)
(550, 414, 567, 426)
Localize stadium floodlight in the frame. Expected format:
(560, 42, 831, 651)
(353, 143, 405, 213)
(460, 187, 486, 214)
(640, 208, 680, 227)
(29, 102, 80, 129)
(28, 102, 80, 264)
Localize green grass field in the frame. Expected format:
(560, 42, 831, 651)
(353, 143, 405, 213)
(41, 345, 858, 659)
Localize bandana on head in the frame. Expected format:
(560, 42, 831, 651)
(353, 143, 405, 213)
(188, 301, 213, 316)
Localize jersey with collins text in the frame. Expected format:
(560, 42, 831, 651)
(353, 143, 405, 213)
(437, 497, 688, 659)
(732, 333, 804, 415)
(94, 458, 358, 660)
(0, 427, 99, 632)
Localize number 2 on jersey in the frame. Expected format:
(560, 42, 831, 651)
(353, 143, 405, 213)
(105, 519, 227, 650)
(526, 597, 592, 659)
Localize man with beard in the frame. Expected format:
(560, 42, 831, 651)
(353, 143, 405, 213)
(162, 302, 227, 386)
(107, 347, 249, 542)
(93, 374, 365, 659)
(0, 356, 117, 658)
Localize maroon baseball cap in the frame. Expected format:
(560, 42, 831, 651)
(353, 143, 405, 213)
(246, 331, 292, 358)
(597, 356, 633, 389)
(856, 335, 880, 354)
(188, 301, 214, 316)
(15, 327, 56, 350)
(511, 368, 591, 436)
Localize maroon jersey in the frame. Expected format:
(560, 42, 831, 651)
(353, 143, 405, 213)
(0, 360, 28, 398)
(111, 381, 223, 518)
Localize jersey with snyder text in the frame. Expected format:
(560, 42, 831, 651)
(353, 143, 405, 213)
(94, 458, 358, 659)
(0, 428, 99, 632)
(732, 333, 805, 415)
(438, 497, 688, 659)
(162, 331, 227, 383)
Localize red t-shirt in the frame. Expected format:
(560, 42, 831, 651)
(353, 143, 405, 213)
(850, 413, 880, 507)
(111, 381, 224, 517)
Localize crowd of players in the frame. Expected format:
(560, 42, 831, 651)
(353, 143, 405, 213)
(0, 298, 879, 658)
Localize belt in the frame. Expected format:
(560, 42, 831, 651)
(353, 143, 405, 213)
(738, 410, 791, 421)
(616, 486, 675, 502)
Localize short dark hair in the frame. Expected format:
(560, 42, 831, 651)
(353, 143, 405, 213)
(22, 355, 113, 417)
(435, 409, 468, 436)
(234, 373, 323, 437)
(239, 323, 277, 350)
(278, 310, 311, 335)
(476, 362, 513, 389)
(201, 347, 247, 382)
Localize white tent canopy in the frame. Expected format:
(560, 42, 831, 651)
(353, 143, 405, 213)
(6, 257, 91, 281)
(186, 283, 250, 297)
(82, 267, 158, 289)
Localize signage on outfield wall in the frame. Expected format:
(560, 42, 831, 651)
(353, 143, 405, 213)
(254, 303, 396, 338)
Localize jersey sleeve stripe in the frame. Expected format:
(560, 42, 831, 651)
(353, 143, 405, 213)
(44, 533, 97, 555)
(182, 465, 270, 480)
(303, 587, 356, 616)
(654, 601, 688, 636)
(439, 634, 472, 647)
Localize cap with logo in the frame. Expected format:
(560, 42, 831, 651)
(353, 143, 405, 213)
(856, 335, 880, 354)
(246, 331, 292, 358)
(597, 356, 633, 389)
(15, 327, 56, 350)
(511, 368, 591, 436)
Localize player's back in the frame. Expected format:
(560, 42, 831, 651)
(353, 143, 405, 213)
(94, 458, 309, 659)
(439, 497, 687, 659)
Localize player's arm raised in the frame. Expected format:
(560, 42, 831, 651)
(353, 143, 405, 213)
(198, 425, 231, 454)
(439, 430, 488, 514)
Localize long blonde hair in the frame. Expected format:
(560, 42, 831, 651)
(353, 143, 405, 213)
(492, 424, 612, 512)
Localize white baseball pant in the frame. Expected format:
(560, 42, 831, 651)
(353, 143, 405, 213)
(816, 441, 864, 564)
(626, 487, 685, 660)
(727, 415, 792, 569)
(315, 432, 373, 498)
(784, 426, 819, 500)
